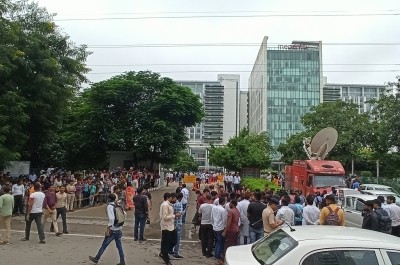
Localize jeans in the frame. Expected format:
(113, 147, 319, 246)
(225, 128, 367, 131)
(214, 230, 225, 260)
(182, 204, 187, 223)
(200, 224, 214, 256)
(95, 230, 125, 264)
(56, 207, 68, 233)
(249, 227, 264, 244)
(13, 195, 24, 214)
(161, 230, 177, 264)
(134, 215, 146, 240)
(173, 224, 182, 256)
(25, 212, 45, 241)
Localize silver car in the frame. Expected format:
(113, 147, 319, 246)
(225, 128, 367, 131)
(225, 226, 400, 265)
(341, 194, 377, 227)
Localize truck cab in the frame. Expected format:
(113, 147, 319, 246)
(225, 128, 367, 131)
(285, 160, 346, 196)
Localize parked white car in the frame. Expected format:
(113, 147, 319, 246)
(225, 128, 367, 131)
(225, 226, 400, 265)
(360, 190, 400, 206)
(360, 184, 395, 193)
(341, 194, 377, 227)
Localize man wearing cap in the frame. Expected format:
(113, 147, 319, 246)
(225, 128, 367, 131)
(262, 196, 284, 236)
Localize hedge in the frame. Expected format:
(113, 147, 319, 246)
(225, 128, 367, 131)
(241, 177, 281, 192)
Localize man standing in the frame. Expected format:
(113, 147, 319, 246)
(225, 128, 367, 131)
(225, 173, 233, 193)
(362, 200, 379, 231)
(55, 186, 68, 234)
(133, 187, 148, 242)
(302, 195, 320, 225)
(75, 179, 83, 209)
(211, 196, 227, 263)
(159, 193, 179, 265)
(0, 185, 14, 244)
(320, 195, 345, 226)
(247, 192, 266, 244)
(238, 192, 251, 245)
(180, 184, 189, 224)
(233, 174, 241, 193)
(262, 196, 284, 236)
(89, 194, 126, 265)
(12, 179, 25, 216)
(22, 182, 46, 244)
(172, 192, 185, 259)
(386, 195, 400, 237)
(276, 195, 295, 226)
(42, 185, 61, 236)
(199, 194, 214, 258)
(66, 180, 76, 212)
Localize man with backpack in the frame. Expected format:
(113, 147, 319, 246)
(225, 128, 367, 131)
(320, 195, 345, 226)
(373, 199, 392, 234)
(89, 193, 126, 265)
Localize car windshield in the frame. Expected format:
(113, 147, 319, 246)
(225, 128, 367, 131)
(252, 230, 298, 265)
(314, 175, 346, 188)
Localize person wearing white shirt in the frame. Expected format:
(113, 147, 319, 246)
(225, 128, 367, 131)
(276, 196, 295, 226)
(89, 193, 126, 265)
(237, 192, 251, 244)
(12, 180, 25, 215)
(226, 174, 233, 193)
(233, 174, 241, 193)
(377, 196, 390, 215)
(387, 195, 400, 237)
(302, 195, 320, 225)
(180, 184, 189, 223)
(22, 183, 45, 243)
(211, 196, 227, 261)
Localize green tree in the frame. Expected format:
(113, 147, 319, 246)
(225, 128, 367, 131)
(63, 71, 204, 169)
(209, 128, 273, 171)
(0, 0, 90, 168)
(277, 101, 370, 165)
(166, 152, 198, 172)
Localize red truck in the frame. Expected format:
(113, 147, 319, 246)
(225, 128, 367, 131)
(285, 160, 346, 196)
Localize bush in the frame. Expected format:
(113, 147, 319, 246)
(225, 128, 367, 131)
(242, 177, 281, 192)
(361, 171, 373, 183)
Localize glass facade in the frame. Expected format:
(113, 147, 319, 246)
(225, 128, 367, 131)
(266, 47, 321, 148)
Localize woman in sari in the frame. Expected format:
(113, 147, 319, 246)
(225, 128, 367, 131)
(125, 182, 135, 210)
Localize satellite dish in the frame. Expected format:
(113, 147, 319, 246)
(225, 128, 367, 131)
(304, 127, 338, 160)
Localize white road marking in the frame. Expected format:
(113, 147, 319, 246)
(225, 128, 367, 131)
(9, 229, 199, 243)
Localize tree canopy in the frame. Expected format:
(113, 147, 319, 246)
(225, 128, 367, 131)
(278, 101, 370, 165)
(166, 151, 198, 172)
(62, 71, 204, 169)
(0, 0, 90, 169)
(209, 128, 274, 171)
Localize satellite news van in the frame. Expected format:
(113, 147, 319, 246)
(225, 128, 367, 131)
(284, 128, 347, 195)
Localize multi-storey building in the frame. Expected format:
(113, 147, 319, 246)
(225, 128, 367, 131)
(176, 74, 240, 169)
(323, 82, 386, 112)
(239, 91, 248, 130)
(248, 37, 323, 157)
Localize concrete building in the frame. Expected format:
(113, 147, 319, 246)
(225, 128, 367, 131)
(176, 74, 240, 169)
(248, 36, 323, 154)
(239, 91, 248, 130)
(323, 82, 386, 112)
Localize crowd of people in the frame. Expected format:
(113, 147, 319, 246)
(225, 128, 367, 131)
(0, 167, 158, 245)
(178, 183, 400, 265)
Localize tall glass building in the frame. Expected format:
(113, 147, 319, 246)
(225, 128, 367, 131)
(248, 37, 323, 159)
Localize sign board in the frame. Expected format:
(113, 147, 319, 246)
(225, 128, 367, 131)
(3, 161, 30, 178)
(183, 175, 197, 184)
(240, 168, 260, 178)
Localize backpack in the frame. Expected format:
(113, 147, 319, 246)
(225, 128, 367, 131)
(110, 203, 126, 227)
(326, 206, 341, 225)
(375, 208, 392, 234)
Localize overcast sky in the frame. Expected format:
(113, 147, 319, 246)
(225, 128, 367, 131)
(35, 0, 400, 89)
